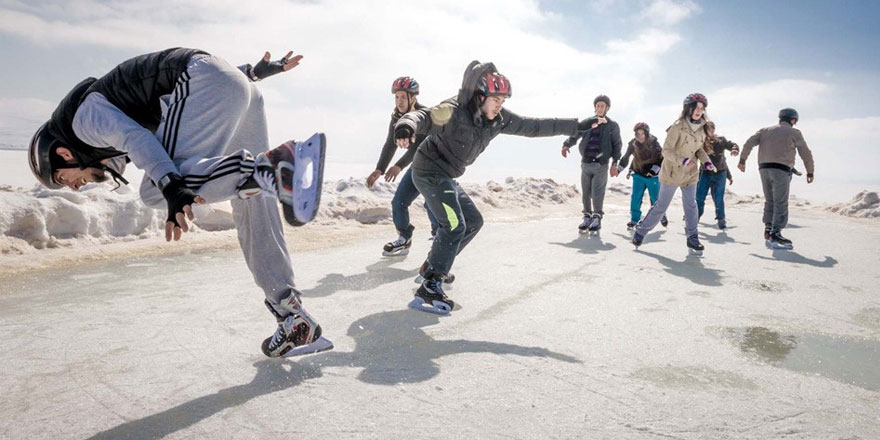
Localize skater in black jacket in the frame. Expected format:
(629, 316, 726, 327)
(394, 60, 587, 314)
(366, 77, 439, 256)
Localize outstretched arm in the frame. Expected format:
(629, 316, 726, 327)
(394, 101, 454, 149)
(243, 50, 303, 81)
(500, 109, 579, 138)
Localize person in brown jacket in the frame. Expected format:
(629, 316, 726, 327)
(632, 93, 716, 255)
(738, 108, 815, 249)
(696, 121, 739, 230)
(618, 122, 667, 229)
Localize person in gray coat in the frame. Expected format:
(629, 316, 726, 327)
(738, 108, 815, 249)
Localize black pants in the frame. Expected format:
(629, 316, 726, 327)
(411, 169, 483, 278)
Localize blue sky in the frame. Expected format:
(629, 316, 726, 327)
(0, 0, 877, 186)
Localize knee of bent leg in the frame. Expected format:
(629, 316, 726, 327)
(468, 212, 484, 233)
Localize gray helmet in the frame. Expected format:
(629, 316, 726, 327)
(28, 121, 63, 189)
(778, 108, 799, 121)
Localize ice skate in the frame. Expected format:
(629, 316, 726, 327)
(587, 214, 602, 235)
(262, 291, 333, 358)
(578, 216, 591, 234)
(409, 277, 454, 315)
(414, 260, 455, 284)
(383, 235, 412, 256)
(767, 232, 794, 250)
(254, 133, 326, 227)
(632, 231, 645, 249)
(686, 234, 705, 256)
(626, 221, 636, 231)
(660, 215, 669, 227)
(717, 218, 727, 230)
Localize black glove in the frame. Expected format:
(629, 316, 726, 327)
(394, 125, 414, 141)
(160, 175, 198, 226)
(250, 55, 289, 81)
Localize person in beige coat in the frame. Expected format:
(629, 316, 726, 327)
(632, 93, 716, 255)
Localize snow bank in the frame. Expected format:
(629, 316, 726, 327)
(318, 177, 579, 223)
(0, 184, 234, 253)
(1, 177, 580, 252)
(826, 191, 880, 219)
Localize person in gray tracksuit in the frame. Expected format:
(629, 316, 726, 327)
(26, 48, 326, 358)
(738, 108, 815, 249)
(393, 60, 586, 311)
(561, 95, 622, 232)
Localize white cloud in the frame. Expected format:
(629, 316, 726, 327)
(637, 0, 701, 26)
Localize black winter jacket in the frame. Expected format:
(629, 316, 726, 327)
(396, 60, 579, 178)
(374, 103, 427, 173)
(46, 47, 204, 167)
(562, 116, 622, 166)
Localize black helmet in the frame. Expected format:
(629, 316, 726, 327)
(593, 94, 610, 107)
(778, 108, 799, 121)
(28, 121, 63, 189)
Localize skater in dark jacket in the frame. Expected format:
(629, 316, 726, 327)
(619, 122, 666, 230)
(561, 95, 622, 233)
(394, 60, 585, 314)
(696, 121, 739, 230)
(366, 77, 439, 256)
(632, 93, 716, 255)
(738, 108, 815, 249)
(27, 48, 330, 358)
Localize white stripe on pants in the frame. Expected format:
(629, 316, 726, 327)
(139, 54, 295, 304)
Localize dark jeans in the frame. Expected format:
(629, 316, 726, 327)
(759, 167, 792, 234)
(392, 168, 439, 239)
(696, 171, 727, 220)
(411, 169, 483, 278)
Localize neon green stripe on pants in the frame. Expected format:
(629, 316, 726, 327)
(442, 203, 459, 230)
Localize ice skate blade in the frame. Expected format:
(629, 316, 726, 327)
(279, 336, 334, 358)
(414, 274, 455, 284)
(688, 248, 704, 256)
(408, 298, 452, 315)
(382, 249, 410, 257)
(578, 229, 589, 234)
(767, 242, 793, 250)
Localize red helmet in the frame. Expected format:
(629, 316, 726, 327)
(477, 71, 512, 98)
(684, 93, 707, 107)
(392, 76, 419, 95)
(633, 122, 650, 134)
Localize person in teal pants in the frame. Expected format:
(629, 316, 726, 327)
(618, 122, 666, 229)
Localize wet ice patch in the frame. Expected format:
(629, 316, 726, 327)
(722, 326, 880, 391)
(631, 365, 758, 390)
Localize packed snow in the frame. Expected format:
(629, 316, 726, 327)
(826, 190, 880, 218)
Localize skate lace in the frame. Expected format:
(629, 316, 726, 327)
(269, 323, 286, 349)
(425, 278, 444, 295)
(392, 236, 407, 247)
(253, 168, 278, 197)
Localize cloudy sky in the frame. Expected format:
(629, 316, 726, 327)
(0, 0, 877, 185)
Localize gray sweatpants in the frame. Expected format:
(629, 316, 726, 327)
(139, 54, 295, 306)
(759, 168, 792, 234)
(580, 161, 609, 216)
(635, 183, 699, 237)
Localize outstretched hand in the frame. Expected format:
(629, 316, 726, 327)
(251, 50, 303, 80)
(737, 162, 746, 173)
(561, 146, 570, 158)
